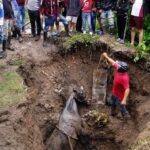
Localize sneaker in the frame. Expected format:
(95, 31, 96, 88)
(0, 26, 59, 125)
(116, 38, 121, 42)
(0, 51, 7, 59)
(18, 37, 23, 43)
(35, 35, 40, 41)
(98, 30, 104, 36)
(89, 32, 93, 35)
(119, 39, 125, 44)
(83, 31, 86, 34)
(29, 34, 36, 38)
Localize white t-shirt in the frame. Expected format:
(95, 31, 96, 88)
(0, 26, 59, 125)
(28, 0, 40, 11)
(131, 0, 143, 17)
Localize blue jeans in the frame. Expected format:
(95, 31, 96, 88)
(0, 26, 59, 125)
(82, 12, 92, 32)
(44, 16, 56, 32)
(59, 14, 68, 25)
(19, 5, 26, 30)
(91, 11, 96, 33)
(101, 9, 114, 28)
(0, 26, 3, 44)
(111, 95, 129, 117)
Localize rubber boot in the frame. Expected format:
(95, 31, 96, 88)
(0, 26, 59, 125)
(64, 24, 70, 36)
(14, 26, 23, 43)
(7, 36, 15, 51)
(43, 32, 47, 47)
(0, 40, 7, 59)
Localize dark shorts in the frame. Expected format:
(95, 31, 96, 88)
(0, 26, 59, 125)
(44, 16, 56, 32)
(130, 15, 144, 30)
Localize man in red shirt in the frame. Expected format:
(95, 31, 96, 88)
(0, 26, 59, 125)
(101, 52, 130, 119)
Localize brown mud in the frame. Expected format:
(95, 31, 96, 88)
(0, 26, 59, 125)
(0, 35, 150, 150)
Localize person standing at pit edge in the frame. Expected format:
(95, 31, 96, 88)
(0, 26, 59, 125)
(16, 0, 26, 32)
(41, 0, 59, 47)
(26, 0, 42, 41)
(116, 0, 129, 44)
(130, 0, 150, 46)
(101, 52, 130, 120)
(81, 0, 93, 35)
(66, 0, 81, 32)
(0, 0, 4, 59)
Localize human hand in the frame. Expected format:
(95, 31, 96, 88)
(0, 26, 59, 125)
(61, 7, 65, 13)
(99, 9, 103, 13)
(121, 100, 127, 105)
(92, 8, 96, 11)
(102, 52, 108, 58)
(57, 17, 60, 21)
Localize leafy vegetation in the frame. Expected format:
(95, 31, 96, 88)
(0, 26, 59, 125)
(63, 33, 100, 50)
(133, 15, 150, 61)
(0, 71, 27, 107)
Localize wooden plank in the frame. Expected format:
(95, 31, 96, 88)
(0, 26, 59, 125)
(92, 68, 107, 105)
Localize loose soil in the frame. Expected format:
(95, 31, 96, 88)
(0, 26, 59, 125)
(0, 35, 150, 150)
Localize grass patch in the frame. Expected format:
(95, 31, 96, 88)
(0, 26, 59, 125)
(0, 63, 6, 69)
(63, 33, 100, 50)
(0, 71, 27, 107)
(8, 58, 26, 66)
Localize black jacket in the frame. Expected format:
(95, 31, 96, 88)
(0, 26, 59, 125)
(3, 0, 14, 19)
(144, 0, 150, 16)
(116, 0, 129, 15)
(66, 0, 81, 16)
(99, 0, 115, 11)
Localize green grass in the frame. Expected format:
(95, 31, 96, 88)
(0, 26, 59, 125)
(0, 71, 27, 107)
(63, 33, 100, 50)
(0, 63, 6, 69)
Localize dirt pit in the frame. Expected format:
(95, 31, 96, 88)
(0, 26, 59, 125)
(0, 37, 150, 150)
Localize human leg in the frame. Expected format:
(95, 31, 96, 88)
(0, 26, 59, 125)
(138, 29, 144, 46)
(108, 10, 114, 34)
(111, 95, 118, 116)
(59, 14, 70, 36)
(20, 6, 26, 31)
(87, 12, 92, 34)
(100, 11, 107, 33)
(82, 12, 87, 33)
(91, 11, 96, 33)
(28, 10, 36, 36)
(131, 27, 136, 45)
(35, 10, 42, 41)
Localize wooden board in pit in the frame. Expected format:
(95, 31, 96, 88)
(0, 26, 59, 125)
(92, 68, 107, 105)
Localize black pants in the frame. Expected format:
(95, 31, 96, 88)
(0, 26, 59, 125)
(76, 11, 82, 32)
(28, 9, 42, 36)
(117, 14, 127, 40)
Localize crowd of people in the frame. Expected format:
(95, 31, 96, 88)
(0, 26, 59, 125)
(0, 0, 150, 59)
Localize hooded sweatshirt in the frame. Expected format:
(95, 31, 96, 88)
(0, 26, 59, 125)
(66, 0, 81, 16)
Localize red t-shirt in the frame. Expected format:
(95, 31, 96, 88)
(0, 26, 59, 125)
(112, 63, 130, 101)
(81, 0, 93, 13)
